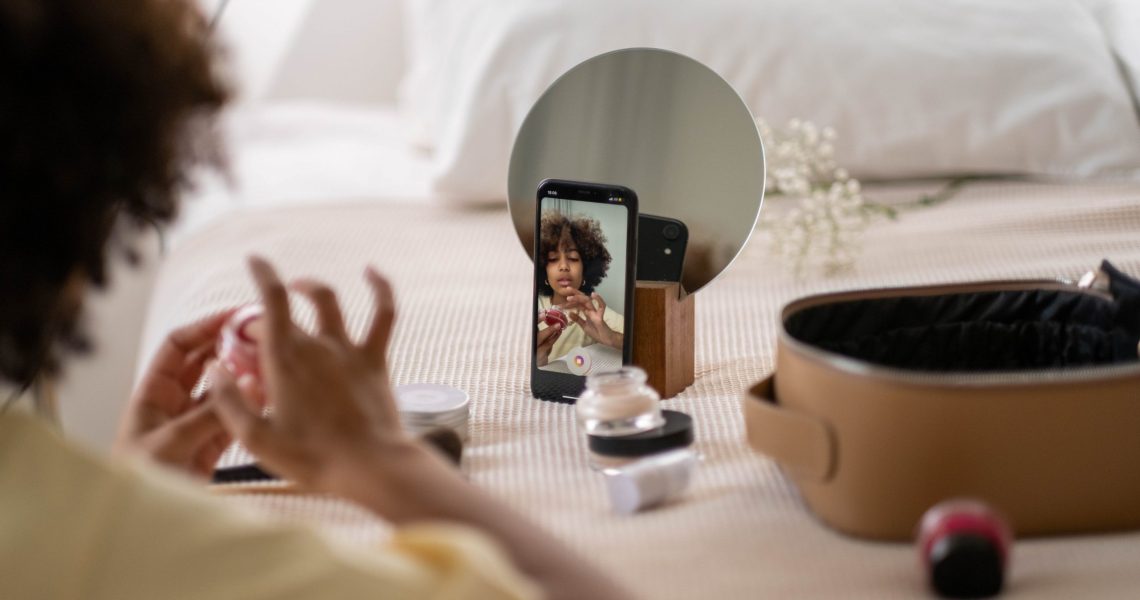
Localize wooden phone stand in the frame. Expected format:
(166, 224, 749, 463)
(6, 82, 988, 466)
(632, 281, 695, 399)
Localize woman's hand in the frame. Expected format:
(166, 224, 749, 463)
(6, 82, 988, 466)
(564, 291, 622, 349)
(113, 310, 236, 478)
(536, 321, 562, 366)
(210, 258, 632, 600)
(207, 257, 418, 497)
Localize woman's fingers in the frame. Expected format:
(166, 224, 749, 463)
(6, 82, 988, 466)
(165, 311, 233, 357)
(362, 266, 397, 365)
(537, 323, 562, 346)
(210, 364, 320, 485)
(291, 278, 349, 342)
(179, 339, 220, 394)
(591, 292, 607, 317)
(248, 256, 295, 342)
(193, 430, 233, 476)
(567, 292, 598, 317)
(236, 374, 264, 411)
(209, 364, 277, 458)
(154, 396, 225, 458)
(568, 311, 588, 328)
(148, 310, 234, 392)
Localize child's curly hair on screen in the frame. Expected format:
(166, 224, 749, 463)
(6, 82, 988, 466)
(537, 211, 612, 296)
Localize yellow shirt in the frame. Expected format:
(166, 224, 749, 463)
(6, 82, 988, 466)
(0, 410, 540, 600)
(538, 295, 625, 363)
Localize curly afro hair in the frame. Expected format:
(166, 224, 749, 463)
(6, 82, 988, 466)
(0, 0, 229, 386)
(538, 211, 612, 296)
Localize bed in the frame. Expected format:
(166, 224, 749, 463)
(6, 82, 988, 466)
(130, 1, 1140, 597)
(138, 177, 1140, 599)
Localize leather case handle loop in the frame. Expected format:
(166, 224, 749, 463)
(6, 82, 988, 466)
(742, 374, 837, 483)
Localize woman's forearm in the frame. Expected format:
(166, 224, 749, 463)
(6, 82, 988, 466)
(607, 332, 623, 350)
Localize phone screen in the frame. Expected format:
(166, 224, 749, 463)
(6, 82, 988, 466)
(532, 181, 636, 401)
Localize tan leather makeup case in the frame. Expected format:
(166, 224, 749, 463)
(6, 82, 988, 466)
(743, 262, 1140, 541)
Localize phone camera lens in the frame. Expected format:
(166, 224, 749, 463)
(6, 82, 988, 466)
(662, 224, 680, 241)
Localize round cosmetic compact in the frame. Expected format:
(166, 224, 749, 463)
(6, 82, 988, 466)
(395, 383, 471, 442)
(586, 409, 693, 470)
(917, 498, 1013, 598)
(217, 305, 268, 406)
(576, 366, 665, 436)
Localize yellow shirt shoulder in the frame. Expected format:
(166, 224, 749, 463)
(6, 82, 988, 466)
(0, 411, 539, 600)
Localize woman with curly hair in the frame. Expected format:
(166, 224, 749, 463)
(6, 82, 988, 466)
(536, 211, 625, 368)
(0, 1, 630, 598)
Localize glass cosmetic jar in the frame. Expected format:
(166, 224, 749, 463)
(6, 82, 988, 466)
(586, 409, 693, 470)
(576, 366, 664, 436)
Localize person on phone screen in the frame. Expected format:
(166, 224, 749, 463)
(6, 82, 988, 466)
(0, 2, 630, 599)
(536, 211, 625, 368)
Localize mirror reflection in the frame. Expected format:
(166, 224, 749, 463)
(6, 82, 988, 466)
(509, 48, 765, 295)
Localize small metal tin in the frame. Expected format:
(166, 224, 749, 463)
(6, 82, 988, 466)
(395, 383, 471, 442)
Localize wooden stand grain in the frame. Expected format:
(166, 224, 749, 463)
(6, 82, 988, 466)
(632, 281, 695, 399)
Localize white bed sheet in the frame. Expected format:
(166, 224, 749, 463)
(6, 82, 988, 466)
(140, 178, 1140, 599)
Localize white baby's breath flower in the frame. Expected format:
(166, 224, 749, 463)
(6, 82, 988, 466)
(758, 117, 878, 277)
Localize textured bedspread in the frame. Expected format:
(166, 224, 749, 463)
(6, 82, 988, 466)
(140, 180, 1140, 599)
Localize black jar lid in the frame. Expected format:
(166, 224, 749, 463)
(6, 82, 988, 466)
(588, 410, 693, 457)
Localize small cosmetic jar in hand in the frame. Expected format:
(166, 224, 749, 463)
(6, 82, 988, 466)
(917, 498, 1013, 598)
(543, 305, 569, 328)
(217, 305, 267, 405)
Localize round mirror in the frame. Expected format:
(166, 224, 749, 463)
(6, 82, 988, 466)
(509, 48, 765, 295)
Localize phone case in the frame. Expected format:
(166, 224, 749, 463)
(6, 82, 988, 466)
(636, 214, 687, 283)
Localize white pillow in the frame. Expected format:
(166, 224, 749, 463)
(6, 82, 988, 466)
(1076, 0, 1140, 101)
(398, 0, 531, 149)
(401, 0, 1140, 202)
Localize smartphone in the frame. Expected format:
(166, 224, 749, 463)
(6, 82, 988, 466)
(636, 214, 688, 283)
(531, 179, 638, 402)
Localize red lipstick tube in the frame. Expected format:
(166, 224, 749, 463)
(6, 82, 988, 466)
(917, 498, 1013, 598)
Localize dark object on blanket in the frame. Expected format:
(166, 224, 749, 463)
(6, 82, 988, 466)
(212, 428, 465, 484)
(420, 427, 464, 466)
(918, 499, 1013, 598)
(743, 261, 1140, 541)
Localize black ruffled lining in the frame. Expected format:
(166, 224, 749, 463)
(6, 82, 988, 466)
(785, 265, 1140, 372)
